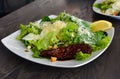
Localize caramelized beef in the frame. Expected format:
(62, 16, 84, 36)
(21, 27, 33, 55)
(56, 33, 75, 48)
(40, 44, 92, 60)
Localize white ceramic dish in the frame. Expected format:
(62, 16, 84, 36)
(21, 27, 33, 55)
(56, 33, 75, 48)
(93, 0, 120, 19)
(1, 15, 115, 68)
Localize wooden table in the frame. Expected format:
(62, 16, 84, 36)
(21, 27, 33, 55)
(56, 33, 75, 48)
(0, 0, 120, 79)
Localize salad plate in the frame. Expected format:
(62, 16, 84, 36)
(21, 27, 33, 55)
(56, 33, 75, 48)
(1, 14, 114, 68)
(93, 0, 120, 19)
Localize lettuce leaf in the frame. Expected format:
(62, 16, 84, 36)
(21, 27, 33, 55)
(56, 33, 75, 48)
(92, 36, 111, 51)
(34, 31, 59, 50)
(22, 31, 59, 58)
(57, 22, 78, 45)
(32, 46, 40, 58)
(17, 23, 41, 40)
(75, 51, 91, 60)
(93, 31, 106, 43)
(16, 24, 28, 40)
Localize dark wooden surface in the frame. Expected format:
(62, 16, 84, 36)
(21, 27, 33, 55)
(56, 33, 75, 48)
(0, 0, 120, 79)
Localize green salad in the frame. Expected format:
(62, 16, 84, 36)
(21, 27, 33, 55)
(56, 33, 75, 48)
(94, 0, 120, 16)
(17, 12, 111, 61)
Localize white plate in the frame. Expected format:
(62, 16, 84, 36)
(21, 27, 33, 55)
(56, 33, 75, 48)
(93, 0, 120, 19)
(1, 15, 115, 68)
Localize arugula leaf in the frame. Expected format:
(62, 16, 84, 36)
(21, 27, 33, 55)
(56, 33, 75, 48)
(41, 16, 51, 22)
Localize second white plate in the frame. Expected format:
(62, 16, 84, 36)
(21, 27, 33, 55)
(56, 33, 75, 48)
(93, 0, 120, 19)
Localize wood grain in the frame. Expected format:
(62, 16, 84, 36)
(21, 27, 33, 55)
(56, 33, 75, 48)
(0, 0, 120, 79)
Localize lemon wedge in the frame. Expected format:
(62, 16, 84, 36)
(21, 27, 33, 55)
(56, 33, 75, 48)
(90, 20, 112, 32)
